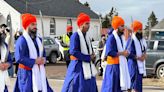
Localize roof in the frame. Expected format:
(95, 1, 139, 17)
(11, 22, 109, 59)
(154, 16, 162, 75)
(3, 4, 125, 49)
(5, 0, 99, 19)
(152, 19, 164, 29)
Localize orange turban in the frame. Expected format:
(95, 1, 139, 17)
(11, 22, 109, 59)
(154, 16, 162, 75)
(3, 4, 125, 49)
(22, 13, 37, 30)
(77, 13, 90, 27)
(67, 26, 73, 32)
(112, 16, 125, 30)
(131, 20, 143, 32)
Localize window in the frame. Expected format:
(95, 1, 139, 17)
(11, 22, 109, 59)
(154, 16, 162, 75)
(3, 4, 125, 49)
(44, 38, 55, 45)
(44, 39, 51, 45)
(147, 41, 155, 50)
(147, 40, 164, 50)
(157, 41, 164, 50)
(50, 18, 56, 35)
(67, 19, 72, 26)
(49, 39, 55, 44)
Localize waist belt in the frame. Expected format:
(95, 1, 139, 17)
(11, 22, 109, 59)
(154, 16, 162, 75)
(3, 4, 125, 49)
(107, 56, 119, 65)
(19, 64, 32, 70)
(70, 55, 78, 60)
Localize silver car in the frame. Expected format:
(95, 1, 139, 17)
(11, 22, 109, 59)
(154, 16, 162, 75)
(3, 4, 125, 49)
(44, 37, 60, 63)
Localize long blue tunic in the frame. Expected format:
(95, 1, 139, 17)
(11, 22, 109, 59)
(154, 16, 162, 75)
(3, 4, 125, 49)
(14, 36, 53, 92)
(127, 39, 144, 92)
(1, 43, 13, 92)
(62, 32, 98, 92)
(101, 34, 122, 92)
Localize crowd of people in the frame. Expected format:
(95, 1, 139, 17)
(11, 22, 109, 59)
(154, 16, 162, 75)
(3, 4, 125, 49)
(0, 12, 147, 92)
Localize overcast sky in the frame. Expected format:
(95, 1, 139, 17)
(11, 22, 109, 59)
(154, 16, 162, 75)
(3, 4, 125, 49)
(80, 0, 164, 27)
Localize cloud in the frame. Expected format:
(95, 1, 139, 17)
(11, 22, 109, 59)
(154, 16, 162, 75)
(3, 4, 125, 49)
(80, 0, 164, 27)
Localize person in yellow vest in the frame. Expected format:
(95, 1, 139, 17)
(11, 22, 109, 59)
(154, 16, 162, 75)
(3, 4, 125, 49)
(62, 26, 73, 67)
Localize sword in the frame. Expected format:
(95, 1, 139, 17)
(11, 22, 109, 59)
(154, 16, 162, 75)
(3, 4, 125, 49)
(126, 16, 134, 50)
(39, 10, 44, 57)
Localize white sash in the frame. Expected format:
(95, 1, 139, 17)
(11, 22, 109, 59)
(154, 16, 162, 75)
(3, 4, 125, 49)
(23, 32, 47, 92)
(100, 45, 107, 79)
(132, 34, 147, 76)
(113, 30, 131, 90)
(77, 29, 97, 80)
(0, 43, 10, 92)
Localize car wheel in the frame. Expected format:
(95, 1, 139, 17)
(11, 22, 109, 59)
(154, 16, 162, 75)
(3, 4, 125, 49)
(156, 64, 164, 78)
(95, 60, 103, 76)
(50, 52, 57, 64)
(57, 52, 63, 61)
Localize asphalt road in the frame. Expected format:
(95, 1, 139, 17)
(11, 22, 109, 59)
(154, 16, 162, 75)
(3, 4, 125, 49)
(8, 62, 164, 92)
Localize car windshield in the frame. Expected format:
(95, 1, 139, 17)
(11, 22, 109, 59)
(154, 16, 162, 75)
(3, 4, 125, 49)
(44, 38, 55, 45)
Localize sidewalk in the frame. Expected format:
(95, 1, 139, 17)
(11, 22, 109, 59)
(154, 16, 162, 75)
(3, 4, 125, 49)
(8, 78, 164, 92)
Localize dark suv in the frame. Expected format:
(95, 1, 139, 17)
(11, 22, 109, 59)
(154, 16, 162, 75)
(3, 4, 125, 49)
(94, 32, 164, 78)
(146, 40, 164, 78)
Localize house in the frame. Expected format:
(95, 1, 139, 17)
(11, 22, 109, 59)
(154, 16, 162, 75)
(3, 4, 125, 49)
(0, 0, 101, 40)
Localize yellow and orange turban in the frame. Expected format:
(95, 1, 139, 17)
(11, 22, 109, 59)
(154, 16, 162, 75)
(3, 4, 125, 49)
(22, 13, 37, 30)
(77, 13, 90, 27)
(112, 16, 125, 30)
(67, 26, 73, 32)
(131, 20, 143, 32)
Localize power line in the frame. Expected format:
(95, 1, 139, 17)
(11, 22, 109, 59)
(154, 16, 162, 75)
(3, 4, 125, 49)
(21, 0, 53, 5)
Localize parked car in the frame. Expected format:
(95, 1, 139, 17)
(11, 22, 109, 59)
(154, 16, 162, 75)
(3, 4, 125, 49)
(146, 40, 164, 78)
(44, 37, 60, 63)
(11, 37, 60, 64)
(53, 37, 64, 61)
(94, 37, 164, 78)
(92, 41, 103, 76)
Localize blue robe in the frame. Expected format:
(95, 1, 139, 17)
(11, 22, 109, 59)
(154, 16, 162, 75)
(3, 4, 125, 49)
(107, 28, 114, 35)
(127, 39, 144, 92)
(62, 32, 98, 92)
(1, 43, 13, 92)
(14, 36, 53, 92)
(101, 34, 122, 92)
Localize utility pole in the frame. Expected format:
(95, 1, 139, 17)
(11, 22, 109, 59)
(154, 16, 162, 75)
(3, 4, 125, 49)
(26, 0, 28, 12)
(148, 20, 152, 47)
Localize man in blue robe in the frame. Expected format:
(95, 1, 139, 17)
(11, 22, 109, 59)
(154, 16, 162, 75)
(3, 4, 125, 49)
(14, 13, 53, 92)
(0, 27, 13, 92)
(62, 13, 98, 92)
(101, 16, 130, 92)
(127, 20, 147, 92)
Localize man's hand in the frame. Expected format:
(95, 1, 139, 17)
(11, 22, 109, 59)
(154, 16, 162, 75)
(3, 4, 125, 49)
(91, 54, 96, 62)
(40, 57, 46, 65)
(3, 63, 10, 70)
(0, 63, 5, 71)
(0, 63, 10, 71)
(35, 57, 45, 65)
(136, 56, 145, 62)
(141, 53, 147, 60)
(136, 53, 146, 62)
(118, 50, 129, 57)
